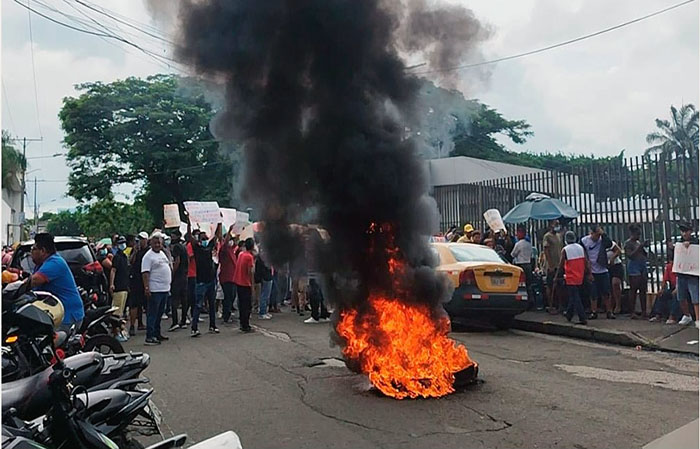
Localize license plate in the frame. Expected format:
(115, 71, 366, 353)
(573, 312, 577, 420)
(146, 400, 163, 425)
(490, 277, 506, 286)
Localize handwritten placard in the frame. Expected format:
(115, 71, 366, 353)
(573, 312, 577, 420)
(231, 211, 250, 235)
(221, 208, 237, 232)
(163, 204, 181, 228)
(183, 201, 222, 227)
(673, 243, 699, 276)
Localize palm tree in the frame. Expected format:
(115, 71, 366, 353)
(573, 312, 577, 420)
(645, 104, 699, 238)
(2, 130, 26, 188)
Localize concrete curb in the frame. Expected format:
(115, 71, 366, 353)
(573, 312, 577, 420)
(512, 318, 673, 352)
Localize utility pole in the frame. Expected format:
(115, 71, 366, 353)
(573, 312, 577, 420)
(34, 177, 38, 234)
(12, 136, 43, 239)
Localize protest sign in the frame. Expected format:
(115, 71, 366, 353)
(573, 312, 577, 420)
(183, 201, 222, 227)
(231, 211, 250, 235)
(221, 208, 237, 232)
(673, 243, 699, 276)
(483, 209, 505, 232)
(163, 204, 181, 228)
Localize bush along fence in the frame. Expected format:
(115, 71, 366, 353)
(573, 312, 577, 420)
(431, 148, 699, 293)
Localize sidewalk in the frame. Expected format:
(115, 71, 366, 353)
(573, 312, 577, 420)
(513, 311, 700, 355)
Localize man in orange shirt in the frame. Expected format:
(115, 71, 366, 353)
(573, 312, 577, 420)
(182, 229, 200, 327)
(233, 238, 255, 333)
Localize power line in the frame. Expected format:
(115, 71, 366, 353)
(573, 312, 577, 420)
(12, 0, 188, 74)
(2, 80, 17, 132)
(26, 0, 43, 137)
(412, 0, 697, 75)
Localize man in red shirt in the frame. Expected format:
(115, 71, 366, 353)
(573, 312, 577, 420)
(182, 229, 200, 327)
(233, 238, 255, 332)
(219, 229, 238, 324)
(558, 231, 591, 325)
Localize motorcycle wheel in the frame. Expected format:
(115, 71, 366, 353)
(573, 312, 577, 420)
(83, 335, 124, 355)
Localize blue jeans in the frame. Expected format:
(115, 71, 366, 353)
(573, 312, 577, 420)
(146, 292, 168, 340)
(566, 285, 587, 322)
(259, 280, 272, 316)
(677, 274, 700, 305)
(194, 281, 216, 330)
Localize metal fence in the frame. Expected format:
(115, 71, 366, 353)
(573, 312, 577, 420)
(432, 149, 699, 292)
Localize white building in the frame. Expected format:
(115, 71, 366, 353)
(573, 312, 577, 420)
(2, 170, 23, 246)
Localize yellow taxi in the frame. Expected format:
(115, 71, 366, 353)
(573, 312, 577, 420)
(431, 242, 528, 328)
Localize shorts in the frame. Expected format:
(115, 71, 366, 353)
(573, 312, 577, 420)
(677, 274, 700, 305)
(589, 272, 611, 299)
(127, 289, 145, 308)
(609, 264, 624, 281)
(111, 291, 128, 317)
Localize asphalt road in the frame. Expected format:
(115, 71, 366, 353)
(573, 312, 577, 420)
(124, 309, 699, 449)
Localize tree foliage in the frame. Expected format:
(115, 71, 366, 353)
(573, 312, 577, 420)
(45, 200, 155, 240)
(645, 104, 699, 158)
(59, 74, 238, 220)
(2, 130, 26, 188)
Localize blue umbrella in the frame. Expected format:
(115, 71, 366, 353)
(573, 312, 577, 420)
(503, 193, 579, 223)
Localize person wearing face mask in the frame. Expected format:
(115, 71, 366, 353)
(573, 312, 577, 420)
(110, 236, 130, 341)
(97, 243, 112, 273)
(543, 220, 563, 314)
(185, 212, 222, 336)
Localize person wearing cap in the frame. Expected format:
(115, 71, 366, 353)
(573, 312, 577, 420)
(110, 236, 130, 342)
(674, 222, 699, 327)
(457, 224, 474, 243)
(557, 231, 590, 325)
(142, 231, 172, 345)
(127, 231, 149, 335)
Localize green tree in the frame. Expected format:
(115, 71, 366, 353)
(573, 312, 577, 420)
(2, 130, 25, 187)
(75, 200, 154, 239)
(451, 103, 533, 157)
(46, 210, 83, 236)
(59, 74, 238, 220)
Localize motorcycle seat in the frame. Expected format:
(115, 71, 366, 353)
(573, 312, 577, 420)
(1, 365, 52, 416)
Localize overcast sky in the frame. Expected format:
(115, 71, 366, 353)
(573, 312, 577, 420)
(2, 0, 698, 216)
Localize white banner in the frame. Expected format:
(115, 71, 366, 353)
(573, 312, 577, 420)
(673, 243, 699, 276)
(163, 204, 181, 228)
(231, 211, 250, 235)
(183, 201, 222, 228)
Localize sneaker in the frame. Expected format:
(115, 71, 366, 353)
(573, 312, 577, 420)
(258, 314, 272, 320)
(588, 312, 598, 320)
(606, 312, 616, 320)
(157, 334, 169, 341)
(304, 317, 320, 324)
(116, 334, 129, 342)
(185, 318, 191, 325)
(129, 327, 136, 337)
(198, 317, 204, 323)
(161, 314, 168, 320)
(320, 317, 331, 322)
(168, 324, 181, 332)
(240, 327, 254, 333)
(665, 318, 678, 325)
(649, 316, 660, 322)
(679, 315, 693, 326)
(217, 312, 223, 319)
(564, 312, 573, 322)
(209, 326, 220, 333)
(191, 329, 201, 338)
(144, 338, 160, 345)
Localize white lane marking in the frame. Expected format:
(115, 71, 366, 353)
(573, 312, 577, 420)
(554, 364, 698, 392)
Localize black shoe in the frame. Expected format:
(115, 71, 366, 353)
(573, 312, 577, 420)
(209, 326, 220, 334)
(144, 338, 160, 345)
(588, 312, 598, 320)
(157, 334, 169, 341)
(240, 327, 254, 333)
(607, 311, 616, 319)
(191, 329, 201, 338)
(565, 312, 573, 322)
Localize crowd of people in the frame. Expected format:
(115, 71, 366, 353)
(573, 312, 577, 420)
(441, 219, 699, 328)
(84, 218, 334, 345)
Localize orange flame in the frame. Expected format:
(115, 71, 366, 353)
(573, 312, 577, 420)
(337, 222, 476, 399)
(337, 295, 475, 399)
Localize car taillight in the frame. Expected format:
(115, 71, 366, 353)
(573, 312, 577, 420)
(83, 261, 103, 273)
(519, 271, 526, 287)
(459, 269, 476, 285)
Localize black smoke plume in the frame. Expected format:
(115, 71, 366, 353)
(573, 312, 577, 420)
(173, 0, 488, 319)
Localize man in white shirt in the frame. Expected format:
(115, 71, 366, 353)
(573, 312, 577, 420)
(142, 232, 173, 345)
(511, 224, 534, 307)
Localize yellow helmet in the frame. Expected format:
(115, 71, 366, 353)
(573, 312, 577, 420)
(463, 223, 474, 234)
(31, 292, 65, 329)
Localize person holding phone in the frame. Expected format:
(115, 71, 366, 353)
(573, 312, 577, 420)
(624, 224, 649, 318)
